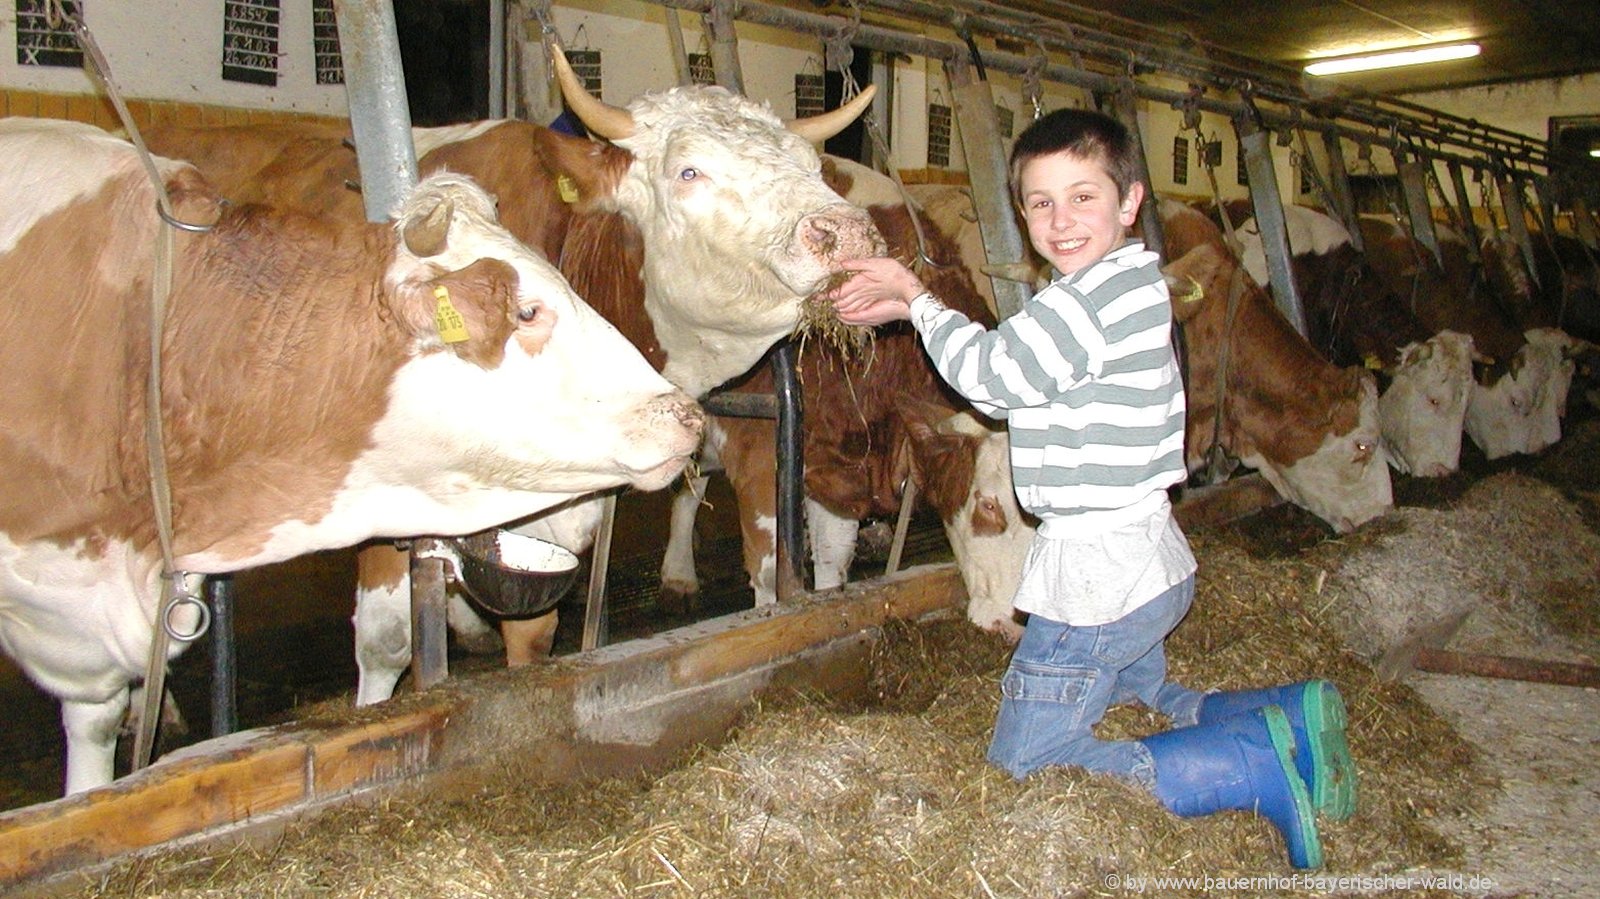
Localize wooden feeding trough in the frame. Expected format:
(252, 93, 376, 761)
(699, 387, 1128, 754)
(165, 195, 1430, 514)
(0, 563, 969, 893)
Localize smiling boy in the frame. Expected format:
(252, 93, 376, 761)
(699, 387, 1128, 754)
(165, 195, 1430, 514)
(829, 108, 1351, 870)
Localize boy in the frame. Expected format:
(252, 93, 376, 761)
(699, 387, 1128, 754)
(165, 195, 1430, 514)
(829, 108, 1353, 869)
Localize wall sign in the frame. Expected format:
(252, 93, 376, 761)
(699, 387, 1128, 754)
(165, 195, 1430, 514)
(15, 0, 83, 68)
(312, 0, 342, 85)
(222, 0, 280, 86)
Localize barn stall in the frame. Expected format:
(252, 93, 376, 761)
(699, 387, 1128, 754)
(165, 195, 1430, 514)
(1, 0, 1598, 894)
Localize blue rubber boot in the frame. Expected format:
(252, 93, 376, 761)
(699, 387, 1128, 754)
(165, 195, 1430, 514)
(1142, 705, 1324, 870)
(1198, 680, 1357, 821)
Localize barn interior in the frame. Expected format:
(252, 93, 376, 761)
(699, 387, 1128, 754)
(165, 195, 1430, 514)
(1, 0, 1598, 894)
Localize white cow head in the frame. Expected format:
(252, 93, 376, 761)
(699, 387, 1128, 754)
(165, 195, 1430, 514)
(1238, 368, 1393, 535)
(347, 174, 706, 543)
(1378, 330, 1476, 476)
(1464, 327, 1577, 459)
(553, 52, 885, 397)
(907, 410, 1032, 642)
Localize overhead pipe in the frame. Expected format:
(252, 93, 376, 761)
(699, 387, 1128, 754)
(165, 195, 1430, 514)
(629, 0, 1541, 177)
(851, 0, 1549, 168)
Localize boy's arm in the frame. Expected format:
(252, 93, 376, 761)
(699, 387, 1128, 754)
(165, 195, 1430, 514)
(832, 257, 1093, 410)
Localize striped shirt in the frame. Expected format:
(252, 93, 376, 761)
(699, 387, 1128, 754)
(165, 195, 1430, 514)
(908, 240, 1195, 625)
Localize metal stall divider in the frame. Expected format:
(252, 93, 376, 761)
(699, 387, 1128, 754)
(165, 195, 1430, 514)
(1319, 129, 1365, 253)
(1448, 159, 1485, 265)
(1497, 167, 1544, 293)
(1396, 149, 1444, 267)
(1235, 94, 1308, 337)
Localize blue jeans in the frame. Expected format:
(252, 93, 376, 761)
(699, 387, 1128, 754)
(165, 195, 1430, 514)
(986, 576, 1202, 785)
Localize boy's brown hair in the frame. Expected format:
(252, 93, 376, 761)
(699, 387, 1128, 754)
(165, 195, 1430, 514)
(1008, 108, 1141, 206)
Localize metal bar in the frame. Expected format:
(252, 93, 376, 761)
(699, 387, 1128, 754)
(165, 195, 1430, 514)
(1109, 82, 1164, 261)
(946, 59, 1032, 319)
(884, 479, 917, 575)
(581, 493, 617, 651)
(1397, 158, 1443, 267)
(488, 0, 505, 118)
(1498, 173, 1543, 291)
(512, 0, 561, 125)
(771, 340, 805, 601)
(702, 391, 779, 418)
(704, 0, 745, 95)
(1448, 161, 1483, 264)
(1237, 118, 1308, 336)
(408, 541, 450, 691)
(1413, 647, 1600, 688)
(1574, 198, 1600, 251)
(665, 8, 693, 87)
(333, 0, 418, 222)
(1320, 129, 1363, 253)
(207, 575, 236, 738)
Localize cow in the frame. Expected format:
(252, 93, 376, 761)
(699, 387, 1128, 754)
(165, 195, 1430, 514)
(658, 156, 1030, 638)
(1228, 204, 1478, 477)
(142, 54, 884, 703)
(0, 117, 704, 793)
(1358, 214, 1575, 458)
(1160, 200, 1393, 532)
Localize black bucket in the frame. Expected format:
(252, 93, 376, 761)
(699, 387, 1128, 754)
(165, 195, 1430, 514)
(449, 529, 581, 617)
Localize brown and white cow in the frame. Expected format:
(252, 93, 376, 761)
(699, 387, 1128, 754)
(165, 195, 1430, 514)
(1230, 205, 1477, 476)
(0, 118, 704, 793)
(143, 58, 883, 702)
(1161, 200, 1393, 532)
(1359, 214, 1575, 458)
(659, 157, 1031, 638)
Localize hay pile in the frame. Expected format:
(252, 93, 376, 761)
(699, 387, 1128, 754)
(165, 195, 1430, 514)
(73, 515, 1499, 899)
(1320, 471, 1600, 664)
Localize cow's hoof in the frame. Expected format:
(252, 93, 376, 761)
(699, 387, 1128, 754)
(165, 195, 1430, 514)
(657, 582, 699, 617)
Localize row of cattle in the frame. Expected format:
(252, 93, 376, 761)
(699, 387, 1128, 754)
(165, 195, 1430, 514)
(2, 61, 1589, 796)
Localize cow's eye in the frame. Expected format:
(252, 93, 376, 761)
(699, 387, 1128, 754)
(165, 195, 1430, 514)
(516, 304, 540, 324)
(678, 167, 698, 182)
(1354, 440, 1374, 461)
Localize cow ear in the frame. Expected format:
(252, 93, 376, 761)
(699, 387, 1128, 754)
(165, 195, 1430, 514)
(394, 258, 520, 369)
(401, 196, 454, 258)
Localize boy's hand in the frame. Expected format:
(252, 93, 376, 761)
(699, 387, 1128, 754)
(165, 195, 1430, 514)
(829, 257, 926, 326)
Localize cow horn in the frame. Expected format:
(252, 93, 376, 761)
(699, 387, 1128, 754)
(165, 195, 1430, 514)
(787, 84, 877, 144)
(402, 198, 453, 258)
(550, 46, 635, 140)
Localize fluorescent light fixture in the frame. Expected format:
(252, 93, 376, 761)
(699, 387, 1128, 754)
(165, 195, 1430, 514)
(1591, 149, 1600, 158)
(1304, 42, 1481, 76)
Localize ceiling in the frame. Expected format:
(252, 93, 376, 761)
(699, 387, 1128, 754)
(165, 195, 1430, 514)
(999, 0, 1600, 96)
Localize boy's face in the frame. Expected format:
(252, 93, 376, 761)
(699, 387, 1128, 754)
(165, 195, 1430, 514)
(1017, 149, 1144, 278)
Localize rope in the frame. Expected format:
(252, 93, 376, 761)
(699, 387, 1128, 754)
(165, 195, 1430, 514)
(49, 0, 216, 772)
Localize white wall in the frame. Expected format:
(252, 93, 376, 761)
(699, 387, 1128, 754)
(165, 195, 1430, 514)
(1404, 73, 1600, 143)
(1, 1, 347, 116)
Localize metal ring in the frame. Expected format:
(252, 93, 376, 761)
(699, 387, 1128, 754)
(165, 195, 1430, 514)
(163, 592, 212, 642)
(155, 201, 217, 233)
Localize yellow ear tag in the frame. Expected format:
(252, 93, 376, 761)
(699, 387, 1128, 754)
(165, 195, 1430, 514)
(557, 174, 579, 204)
(1363, 353, 1383, 370)
(433, 285, 470, 344)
